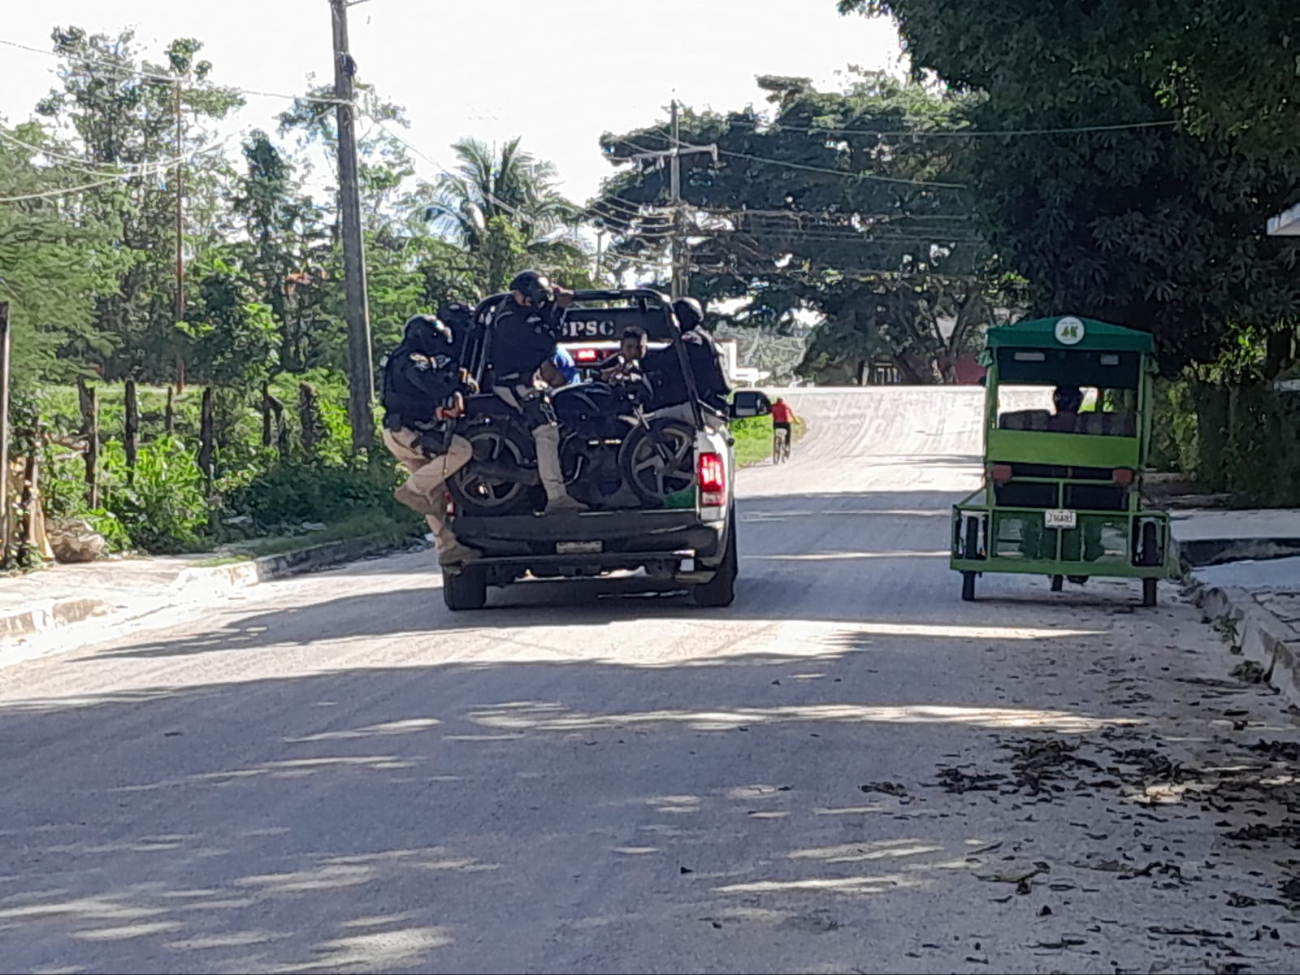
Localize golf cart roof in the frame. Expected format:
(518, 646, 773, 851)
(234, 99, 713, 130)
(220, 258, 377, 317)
(985, 316, 1155, 355)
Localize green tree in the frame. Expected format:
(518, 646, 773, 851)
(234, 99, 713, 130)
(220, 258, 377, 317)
(838, 0, 1300, 376)
(230, 131, 336, 372)
(429, 137, 571, 250)
(840, 0, 1300, 156)
(181, 255, 278, 387)
(35, 27, 244, 381)
(0, 122, 121, 383)
(596, 72, 1003, 382)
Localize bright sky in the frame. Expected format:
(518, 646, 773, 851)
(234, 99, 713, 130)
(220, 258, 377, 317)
(0, 0, 905, 202)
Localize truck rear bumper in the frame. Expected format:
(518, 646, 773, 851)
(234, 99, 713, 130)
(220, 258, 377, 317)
(451, 509, 723, 573)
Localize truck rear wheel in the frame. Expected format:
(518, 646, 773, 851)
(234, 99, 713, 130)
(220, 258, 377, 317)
(443, 566, 487, 611)
(694, 516, 737, 608)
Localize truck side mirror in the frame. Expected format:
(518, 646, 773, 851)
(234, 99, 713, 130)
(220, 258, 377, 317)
(730, 390, 772, 418)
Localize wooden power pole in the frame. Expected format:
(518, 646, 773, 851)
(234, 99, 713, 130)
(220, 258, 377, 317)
(330, 0, 375, 453)
(629, 102, 716, 300)
(0, 302, 9, 562)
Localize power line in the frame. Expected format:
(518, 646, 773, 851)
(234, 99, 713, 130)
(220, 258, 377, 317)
(368, 116, 530, 220)
(695, 230, 986, 245)
(718, 149, 966, 189)
(0, 36, 352, 106)
(0, 172, 125, 204)
(372, 115, 675, 238)
(0, 127, 231, 178)
(617, 129, 966, 189)
(721, 117, 1179, 139)
(697, 205, 975, 218)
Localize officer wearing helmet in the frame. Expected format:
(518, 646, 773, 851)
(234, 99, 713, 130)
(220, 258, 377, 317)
(672, 297, 731, 412)
(637, 297, 732, 423)
(487, 270, 587, 513)
(380, 314, 479, 565)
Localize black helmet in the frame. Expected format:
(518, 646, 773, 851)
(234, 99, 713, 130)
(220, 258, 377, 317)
(673, 297, 704, 330)
(508, 269, 554, 305)
(403, 314, 451, 354)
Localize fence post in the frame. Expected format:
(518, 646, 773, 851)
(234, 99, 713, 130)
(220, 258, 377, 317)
(276, 406, 290, 456)
(198, 387, 215, 488)
(261, 381, 273, 448)
(15, 423, 39, 566)
(124, 378, 139, 485)
(78, 379, 99, 508)
(299, 382, 320, 457)
(263, 383, 288, 456)
(165, 385, 176, 433)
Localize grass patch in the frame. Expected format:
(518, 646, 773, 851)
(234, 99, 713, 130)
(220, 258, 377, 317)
(733, 416, 807, 468)
(215, 511, 424, 561)
(191, 555, 252, 568)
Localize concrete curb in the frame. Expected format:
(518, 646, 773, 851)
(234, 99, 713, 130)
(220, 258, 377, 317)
(0, 597, 114, 642)
(1177, 536, 1300, 572)
(1195, 582, 1300, 707)
(1, 533, 428, 648)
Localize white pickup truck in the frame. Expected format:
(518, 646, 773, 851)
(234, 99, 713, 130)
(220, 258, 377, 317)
(439, 288, 770, 611)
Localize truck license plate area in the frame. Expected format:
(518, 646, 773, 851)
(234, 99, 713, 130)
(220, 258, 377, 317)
(1045, 509, 1077, 530)
(557, 541, 603, 555)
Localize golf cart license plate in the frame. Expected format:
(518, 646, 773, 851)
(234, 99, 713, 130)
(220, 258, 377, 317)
(557, 541, 603, 555)
(1045, 509, 1077, 530)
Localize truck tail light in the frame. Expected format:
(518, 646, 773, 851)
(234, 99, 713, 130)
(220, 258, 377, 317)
(698, 451, 726, 507)
(1112, 467, 1134, 485)
(573, 348, 600, 363)
(989, 463, 1013, 483)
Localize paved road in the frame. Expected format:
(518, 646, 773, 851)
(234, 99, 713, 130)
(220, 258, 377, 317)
(3, 388, 1298, 974)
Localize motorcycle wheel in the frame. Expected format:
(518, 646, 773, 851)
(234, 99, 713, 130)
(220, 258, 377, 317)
(620, 419, 697, 506)
(448, 424, 537, 517)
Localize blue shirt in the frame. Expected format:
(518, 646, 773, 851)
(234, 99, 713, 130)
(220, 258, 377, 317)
(551, 347, 579, 385)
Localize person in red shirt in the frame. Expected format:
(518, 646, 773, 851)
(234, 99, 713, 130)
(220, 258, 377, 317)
(771, 396, 797, 459)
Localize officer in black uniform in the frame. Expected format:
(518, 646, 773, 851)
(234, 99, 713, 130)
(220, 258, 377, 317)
(488, 270, 586, 513)
(381, 314, 479, 564)
(639, 297, 732, 425)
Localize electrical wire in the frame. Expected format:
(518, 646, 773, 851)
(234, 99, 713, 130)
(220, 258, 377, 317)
(0, 127, 231, 178)
(0, 172, 125, 204)
(0, 36, 352, 105)
(722, 117, 1179, 139)
(619, 128, 966, 189)
(718, 149, 966, 189)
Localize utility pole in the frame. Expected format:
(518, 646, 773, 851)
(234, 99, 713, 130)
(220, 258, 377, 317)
(628, 102, 716, 300)
(174, 79, 185, 328)
(594, 228, 605, 284)
(0, 302, 9, 563)
(330, 0, 375, 453)
(669, 100, 684, 299)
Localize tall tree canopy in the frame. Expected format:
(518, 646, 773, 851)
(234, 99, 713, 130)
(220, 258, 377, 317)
(595, 72, 1008, 382)
(36, 27, 244, 380)
(839, 0, 1300, 377)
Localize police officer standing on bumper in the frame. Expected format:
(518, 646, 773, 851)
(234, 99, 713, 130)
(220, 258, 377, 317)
(381, 314, 479, 566)
(489, 270, 587, 513)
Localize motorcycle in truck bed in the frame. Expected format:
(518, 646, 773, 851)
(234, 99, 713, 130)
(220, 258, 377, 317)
(440, 288, 769, 611)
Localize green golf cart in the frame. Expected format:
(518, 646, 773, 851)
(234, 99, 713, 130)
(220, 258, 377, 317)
(951, 315, 1171, 606)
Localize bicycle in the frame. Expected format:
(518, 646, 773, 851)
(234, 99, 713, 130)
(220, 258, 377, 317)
(772, 425, 792, 464)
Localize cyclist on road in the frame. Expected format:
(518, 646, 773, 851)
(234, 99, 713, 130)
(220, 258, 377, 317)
(771, 396, 797, 460)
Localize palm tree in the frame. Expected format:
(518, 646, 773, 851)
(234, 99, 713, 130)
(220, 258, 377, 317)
(429, 137, 572, 251)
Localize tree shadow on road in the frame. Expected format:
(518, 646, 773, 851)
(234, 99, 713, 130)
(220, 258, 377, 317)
(0, 637, 1144, 975)
(72, 487, 1156, 661)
